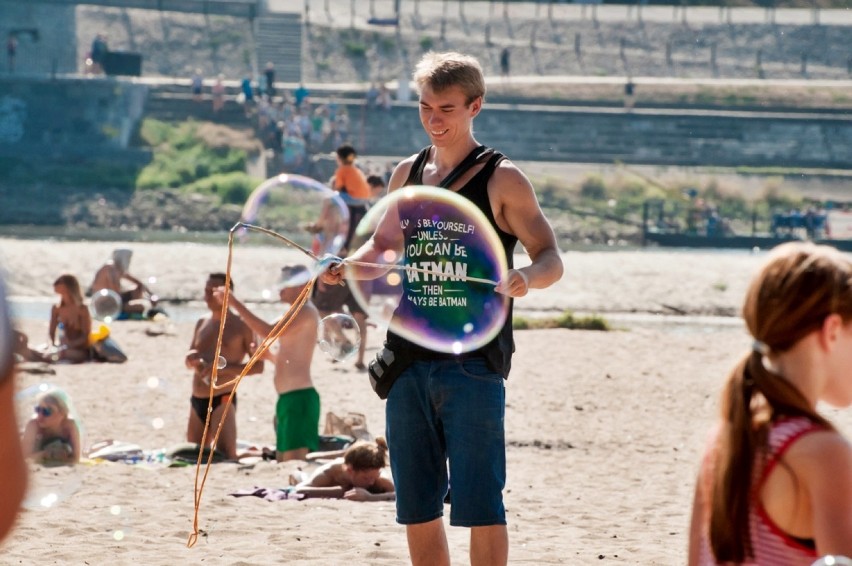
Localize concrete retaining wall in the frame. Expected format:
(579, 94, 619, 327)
(0, 4, 77, 76)
(357, 101, 852, 169)
(2, 76, 851, 170)
(0, 76, 148, 162)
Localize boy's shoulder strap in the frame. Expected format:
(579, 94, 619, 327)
(404, 145, 497, 188)
(404, 146, 432, 186)
(438, 145, 493, 188)
(475, 149, 506, 183)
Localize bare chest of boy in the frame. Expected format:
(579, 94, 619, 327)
(195, 318, 248, 362)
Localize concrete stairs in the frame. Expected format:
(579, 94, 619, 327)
(143, 93, 251, 128)
(355, 101, 852, 169)
(255, 13, 303, 84)
(137, 82, 852, 169)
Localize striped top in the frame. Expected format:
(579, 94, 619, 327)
(698, 416, 823, 565)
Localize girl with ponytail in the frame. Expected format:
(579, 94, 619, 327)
(689, 242, 852, 564)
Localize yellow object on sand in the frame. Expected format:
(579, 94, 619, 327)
(89, 323, 110, 345)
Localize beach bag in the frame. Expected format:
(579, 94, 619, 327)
(367, 343, 411, 400)
(91, 337, 128, 363)
(323, 411, 372, 441)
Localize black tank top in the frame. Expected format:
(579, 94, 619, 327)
(386, 145, 518, 378)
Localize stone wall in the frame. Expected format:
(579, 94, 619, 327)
(355, 101, 852, 169)
(0, 4, 77, 76)
(0, 77, 149, 162)
(2, 75, 851, 170)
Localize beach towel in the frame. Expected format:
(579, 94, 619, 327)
(165, 442, 229, 464)
(229, 486, 304, 502)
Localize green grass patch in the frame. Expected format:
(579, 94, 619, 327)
(513, 311, 610, 331)
(135, 119, 259, 206)
(344, 41, 368, 58)
(183, 171, 263, 204)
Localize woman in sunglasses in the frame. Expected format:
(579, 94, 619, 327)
(21, 390, 81, 466)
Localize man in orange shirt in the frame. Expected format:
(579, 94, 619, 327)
(332, 144, 371, 249)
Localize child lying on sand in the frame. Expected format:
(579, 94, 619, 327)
(293, 437, 395, 501)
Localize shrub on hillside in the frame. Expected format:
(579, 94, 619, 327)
(183, 172, 261, 205)
(135, 119, 257, 200)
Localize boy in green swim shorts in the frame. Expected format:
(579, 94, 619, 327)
(216, 265, 321, 461)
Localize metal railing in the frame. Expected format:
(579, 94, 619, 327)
(0, 0, 260, 19)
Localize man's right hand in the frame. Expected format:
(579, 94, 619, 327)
(318, 261, 345, 286)
(185, 350, 204, 370)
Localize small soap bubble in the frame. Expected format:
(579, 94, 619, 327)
(106, 504, 134, 542)
(90, 289, 122, 322)
(318, 313, 361, 362)
(217, 355, 227, 370)
(138, 376, 172, 431)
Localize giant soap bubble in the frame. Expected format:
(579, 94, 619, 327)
(318, 313, 361, 362)
(239, 174, 350, 264)
(345, 186, 509, 354)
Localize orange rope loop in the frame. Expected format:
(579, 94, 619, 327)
(187, 225, 316, 548)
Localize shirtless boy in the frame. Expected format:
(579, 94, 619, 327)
(218, 265, 321, 462)
(185, 273, 263, 461)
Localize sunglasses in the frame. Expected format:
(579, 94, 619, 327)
(34, 405, 54, 417)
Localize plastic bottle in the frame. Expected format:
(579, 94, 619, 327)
(56, 322, 65, 346)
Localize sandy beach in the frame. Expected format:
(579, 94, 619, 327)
(3, 237, 852, 564)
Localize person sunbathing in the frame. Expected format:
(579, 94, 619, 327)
(20, 390, 81, 466)
(293, 437, 395, 501)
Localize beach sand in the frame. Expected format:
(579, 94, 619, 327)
(3, 238, 851, 564)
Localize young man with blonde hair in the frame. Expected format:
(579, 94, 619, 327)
(323, 51, 563, 565)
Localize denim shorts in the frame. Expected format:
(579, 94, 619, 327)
(386, 357, 506, 527)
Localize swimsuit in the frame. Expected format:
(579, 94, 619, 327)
(275, 387, 320, 453)
(696, 416, 822, 565)
(190, 393, 237, 422)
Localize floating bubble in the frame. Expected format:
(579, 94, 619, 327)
(216, 355, 227, 370)
(138, 376, 172, 431)
(90, 289, 122, 322)
(346, 186, 509, 354)
(15, 383, 84, 510)
(107, 504, 135, 542)
(318, 313, 361, 362)
(146, 276, 159, 303)
(238, 174, 350, 276)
